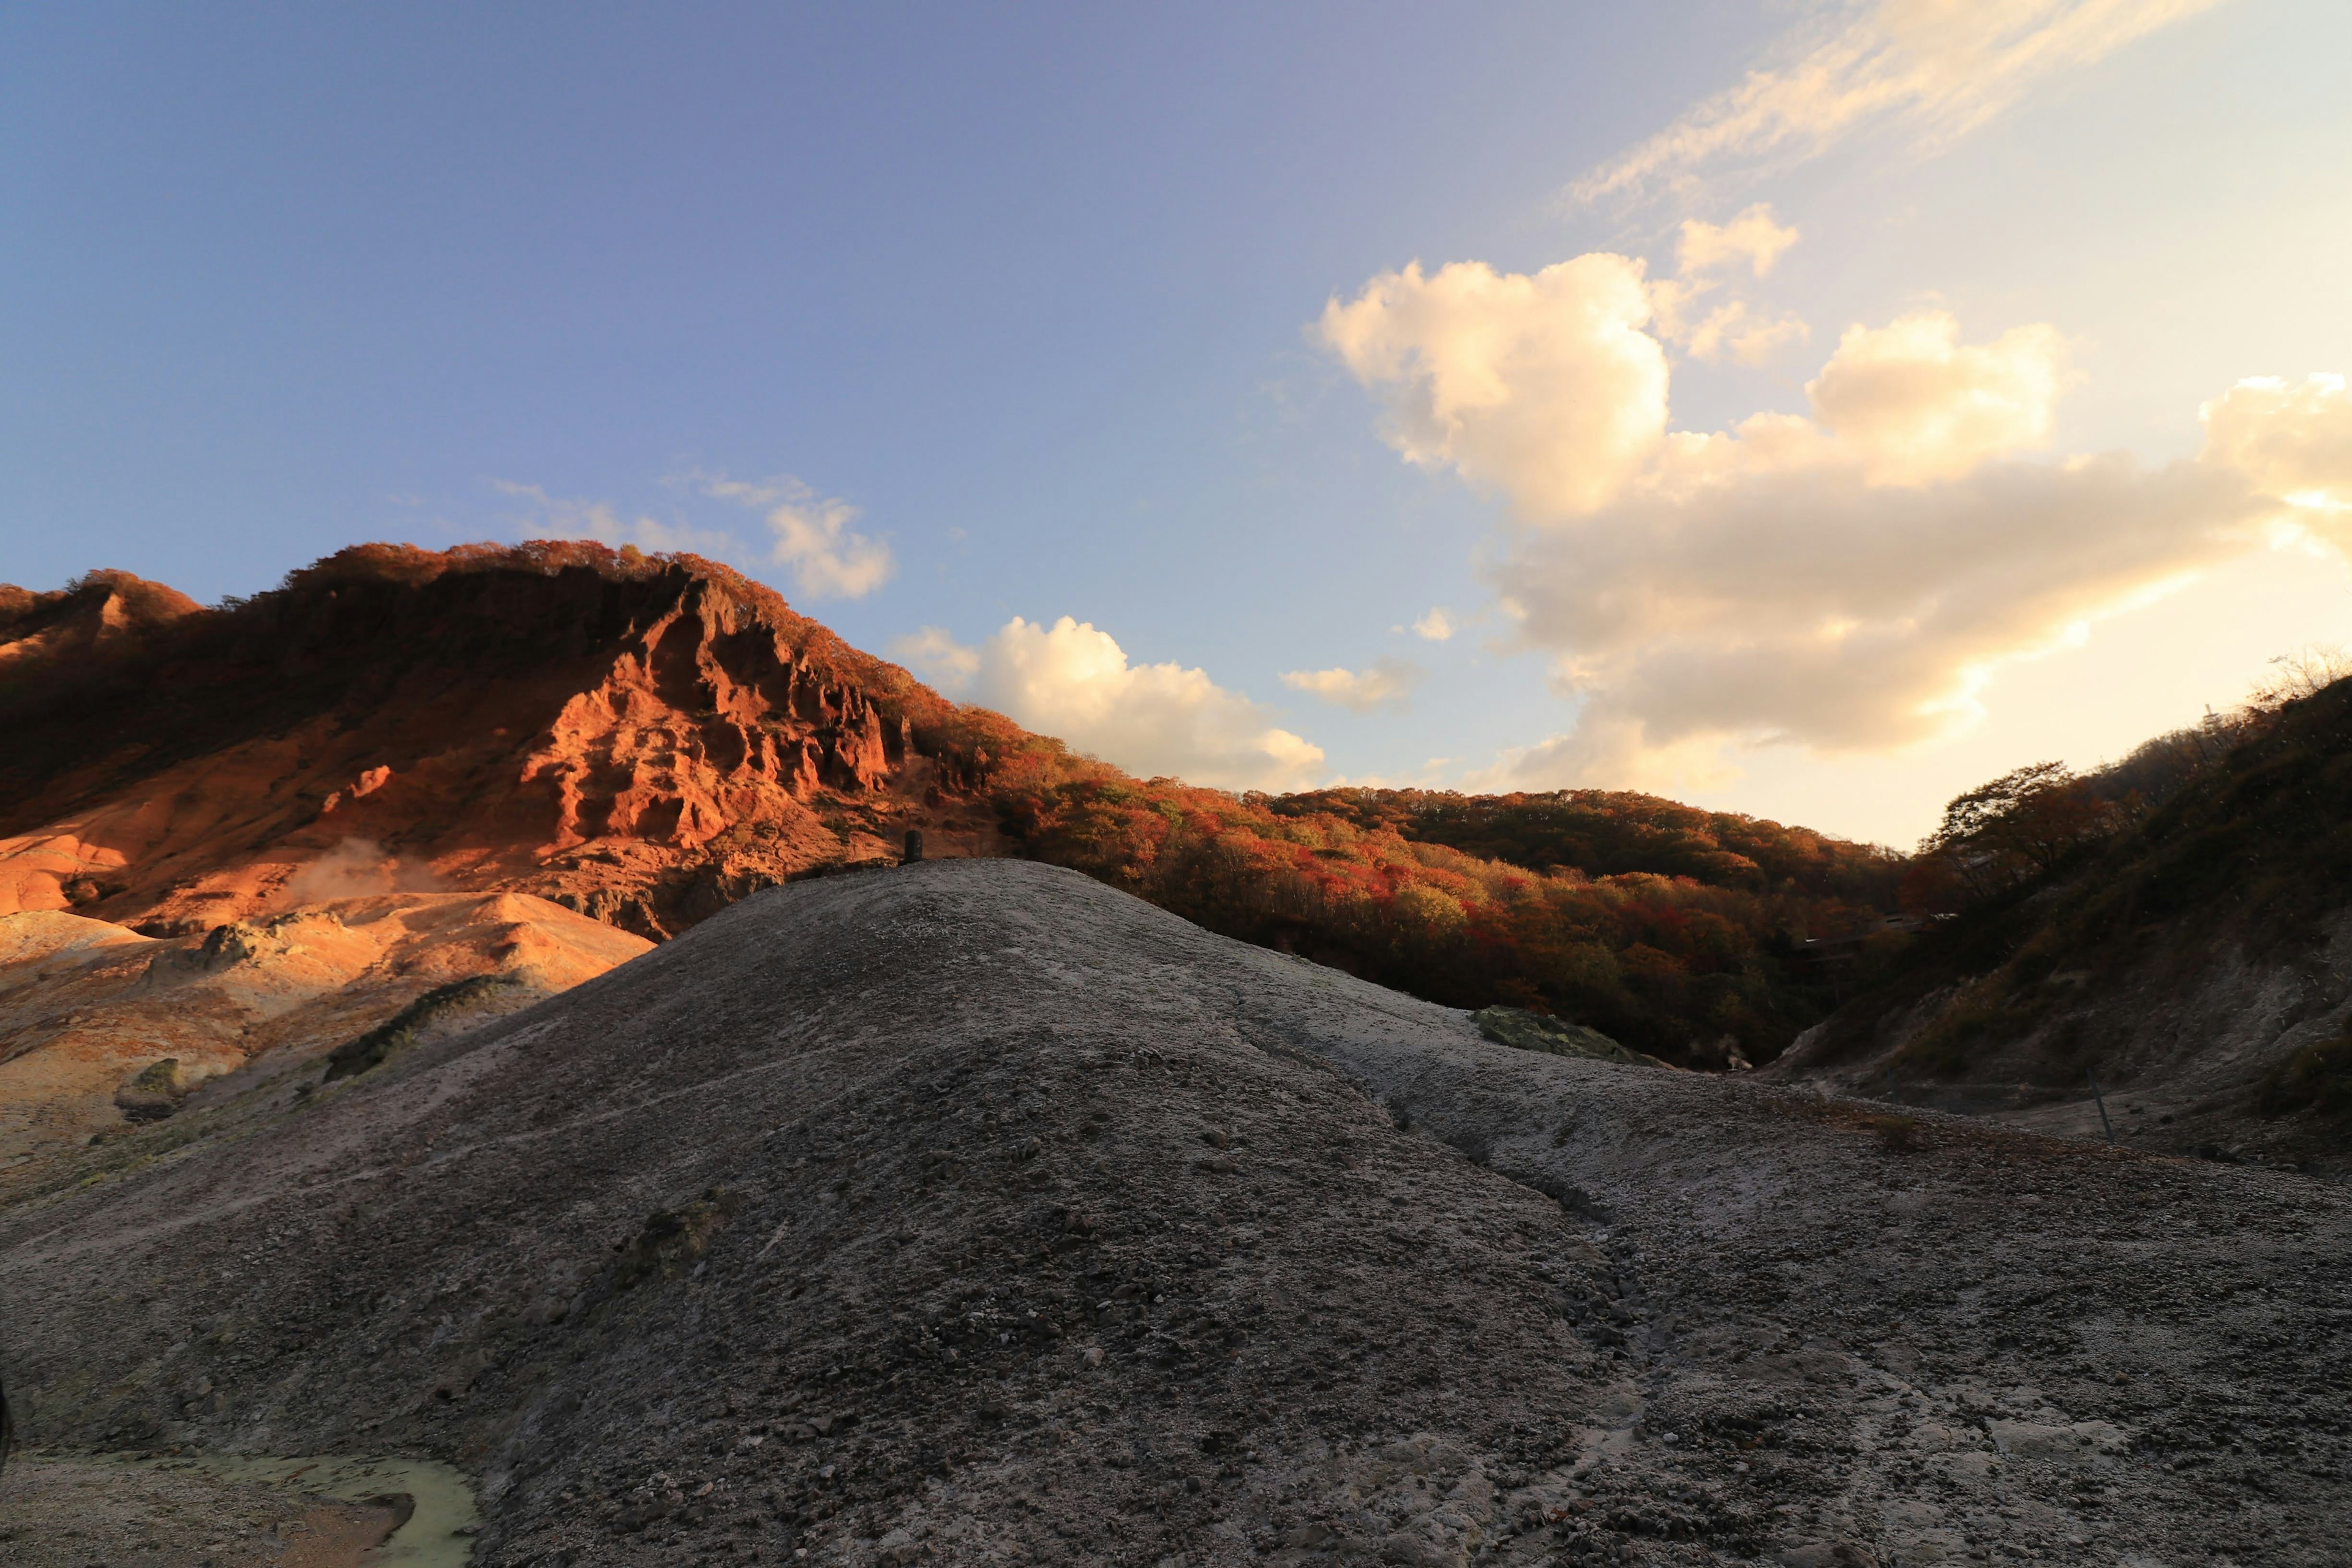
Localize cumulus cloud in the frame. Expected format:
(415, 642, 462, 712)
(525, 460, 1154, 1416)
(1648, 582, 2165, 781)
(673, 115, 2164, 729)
(1805, 312, 2068, 483)
(1574, 0, 2224, 205)
(1411, 607, 1456, 641)
(1318, 254, 1669, 516)
(699, 474, 894, 601)
(2201, 374, 2352, 515)
(908, 617, 1324, 791)
(1281, 659, 1423, 714)
(1325, 243, 2342, 786)
(888, 626, 981, 691)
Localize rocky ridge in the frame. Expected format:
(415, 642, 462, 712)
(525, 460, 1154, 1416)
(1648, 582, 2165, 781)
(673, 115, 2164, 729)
(0, 542, 1017, 939)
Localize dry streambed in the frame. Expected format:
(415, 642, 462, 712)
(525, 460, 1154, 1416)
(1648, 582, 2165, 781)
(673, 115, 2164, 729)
(1, 861, 2346, 1567)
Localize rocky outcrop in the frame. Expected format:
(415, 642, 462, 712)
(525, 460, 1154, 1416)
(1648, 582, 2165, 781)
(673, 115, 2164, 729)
(0, 542, 1030, 940)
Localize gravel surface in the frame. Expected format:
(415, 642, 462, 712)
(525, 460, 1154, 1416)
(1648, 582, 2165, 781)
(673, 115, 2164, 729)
(2, 859, 2346, 1566)
(0, 1454, 407, 1565)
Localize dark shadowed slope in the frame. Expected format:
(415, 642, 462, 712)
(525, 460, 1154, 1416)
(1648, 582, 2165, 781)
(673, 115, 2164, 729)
(1773, 676, 2352, 1171)
(2, 861, 2347, 1566)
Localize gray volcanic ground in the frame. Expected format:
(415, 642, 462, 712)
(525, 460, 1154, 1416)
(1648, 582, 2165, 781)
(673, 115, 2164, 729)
(2, 860, 2348, 1566)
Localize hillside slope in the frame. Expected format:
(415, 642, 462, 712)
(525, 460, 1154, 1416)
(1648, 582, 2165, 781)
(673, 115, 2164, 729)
(0, 543, 1019, 938)
(2, 543, 1899, 1080)
(3, 861, 2345, 1566)
(0, 893, 650, 1191)
(1771, 676, 2352, 1170)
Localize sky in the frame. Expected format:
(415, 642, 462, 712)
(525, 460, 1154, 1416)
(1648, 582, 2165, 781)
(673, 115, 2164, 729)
(5, 1, 2350, 848)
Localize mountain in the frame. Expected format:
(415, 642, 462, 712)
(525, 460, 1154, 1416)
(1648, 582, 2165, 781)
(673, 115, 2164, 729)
(1770, 672, 2352, 1173)
(0, 542, 1899, 1093)
(6, 860, 2345, 1567)
(0, 542, 1025, 939)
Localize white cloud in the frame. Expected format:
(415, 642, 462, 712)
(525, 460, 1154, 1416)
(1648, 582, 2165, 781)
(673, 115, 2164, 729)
(493, 481, 739, 556)
(1281, 658, 1423, 714)
(1683, 298, 1812, 366)
(1644, 204, 1812, 368)
(965, 616, 1324, 791)
(699, 474, 894, 601)
(1460, 717, 1744, 797)
(2201, 373, 2352, 516)
(1574, 0, 2226, 205)
(888, 626, 981, 690)
(1324, 244, 2339, 786)
(1506, 452, 2256, 753)
(1317, 254, 1669, 517)
(1804, 312, 2068, 483)
(1677, 203, 1801, 277)
(1411, 607, 1456, 641)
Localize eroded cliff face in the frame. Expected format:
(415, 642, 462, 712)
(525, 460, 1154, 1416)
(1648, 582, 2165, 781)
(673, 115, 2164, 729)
(0, 543, 1020, 940)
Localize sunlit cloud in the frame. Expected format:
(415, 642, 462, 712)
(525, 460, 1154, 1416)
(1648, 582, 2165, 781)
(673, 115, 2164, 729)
(1281, 658, 1423, 714)
(914, 617, 1325, 792)
(1678, 298, 1812, 366)
(1460, 716, 1744, 797)
(1322, 243, 2340, 788)
(1638, 204, 1811, 366)
(1676, 203, 1801, 277)
(1572, 0, 2226, 206)
(1411, 607, 1456, 641)
(2201, 374, 2352, 519)
(1319, 253, 1669, 517)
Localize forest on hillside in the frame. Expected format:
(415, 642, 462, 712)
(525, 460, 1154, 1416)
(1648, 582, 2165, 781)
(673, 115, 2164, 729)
(950, 650, 2352, 1074)
(921, 706, 1908, 1068)
(1834, 651, 2352, 1121)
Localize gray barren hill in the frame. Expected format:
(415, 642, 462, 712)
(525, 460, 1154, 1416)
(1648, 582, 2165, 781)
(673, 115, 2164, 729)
(1, 860, 2348, 1566)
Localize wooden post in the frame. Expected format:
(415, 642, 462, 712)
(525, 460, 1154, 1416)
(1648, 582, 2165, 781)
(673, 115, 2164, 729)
(2086, 1069, 2115, 1145)
(902, 829, 924, 865)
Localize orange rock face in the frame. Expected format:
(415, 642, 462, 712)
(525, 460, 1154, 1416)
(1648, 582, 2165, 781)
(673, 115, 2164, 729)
(0, 541, 1024, 939)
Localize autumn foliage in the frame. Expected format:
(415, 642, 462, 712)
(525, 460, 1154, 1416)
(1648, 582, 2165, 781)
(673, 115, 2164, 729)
(962, 763, 1901, 1068)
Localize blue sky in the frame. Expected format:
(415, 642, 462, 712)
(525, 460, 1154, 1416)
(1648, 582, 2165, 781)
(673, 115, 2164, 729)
(6, 2, 2351, 845)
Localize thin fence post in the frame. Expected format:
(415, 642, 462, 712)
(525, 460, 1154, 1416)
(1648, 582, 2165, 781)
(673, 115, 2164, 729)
(2087, 1069, 2115, 1145)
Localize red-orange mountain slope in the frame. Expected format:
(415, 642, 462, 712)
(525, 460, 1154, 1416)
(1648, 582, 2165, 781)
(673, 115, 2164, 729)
(0, 542, 1037, 938)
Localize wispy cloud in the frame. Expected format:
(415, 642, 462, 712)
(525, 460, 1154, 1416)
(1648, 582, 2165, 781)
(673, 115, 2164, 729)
(1573, 0, 2225, 205)
(695, 473, 894, 601)
(492, 480, 739, 556)
(888, 625, 982, 690)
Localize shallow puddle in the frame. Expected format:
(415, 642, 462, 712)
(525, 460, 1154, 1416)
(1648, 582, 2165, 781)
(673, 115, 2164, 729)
(110, 1450, 480, 1566)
